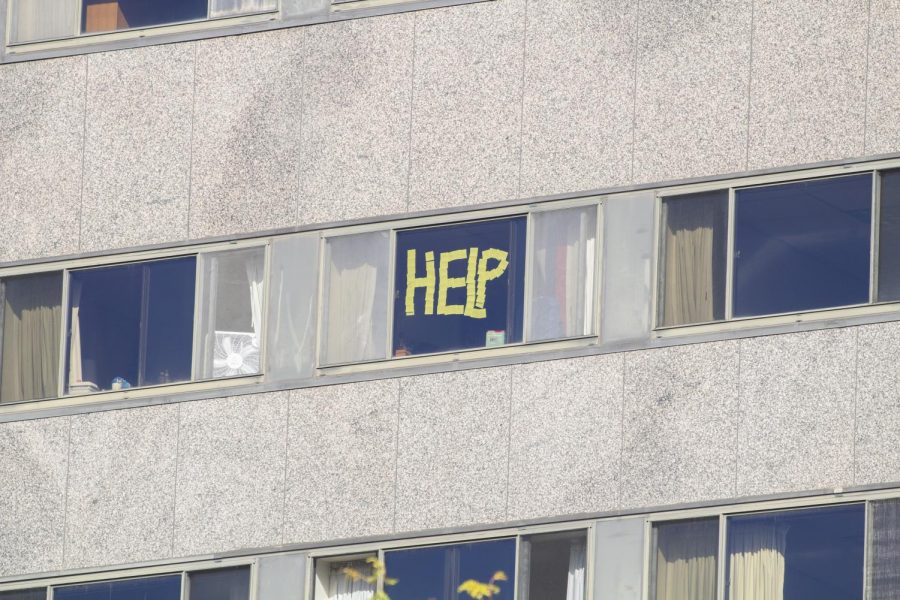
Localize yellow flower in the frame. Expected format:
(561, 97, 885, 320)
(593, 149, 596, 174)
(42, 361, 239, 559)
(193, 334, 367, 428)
(490, 572, 508, 583)
(457, 580, 501, 600)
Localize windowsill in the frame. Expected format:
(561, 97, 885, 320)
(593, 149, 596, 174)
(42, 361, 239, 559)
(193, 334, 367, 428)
(652, 301, 900, 339)
(318, 335, 598, 376)
(0, 374, 262, 415)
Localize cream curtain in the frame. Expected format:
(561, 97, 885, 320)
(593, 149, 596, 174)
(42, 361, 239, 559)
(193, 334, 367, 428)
(565, 540, 586, 600)
(9, 0, 77, 43)
(210, 0, 277, 18)
(653, 520, 718, 600)
(865, 499, 900, 600)
(0, 273, 62, 403)
(728, 521, 788, 600)
(660, 195, 726, 327)
(328, 561, 374, 600)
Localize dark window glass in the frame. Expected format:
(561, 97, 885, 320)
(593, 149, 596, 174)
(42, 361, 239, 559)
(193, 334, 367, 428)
(189, 567, 250, 600)
(725, 504, 864, 600)
(0, 590, 46, 600)
(877, 170, 900, 302)
(650, 518, 718, 600)
(66, 257, 196, 394)
(82, 0, 207, 34)
(55, 575, 181, 600)
(658, 190, 729, 327)
(733, 174, 872, 318)
(518, 531, 587, 600)
(392, 217, 527, 357)
(386, 539, 516, 600)
(0, 271, 63, 403)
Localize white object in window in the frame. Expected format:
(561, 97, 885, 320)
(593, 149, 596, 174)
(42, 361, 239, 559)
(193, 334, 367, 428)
(209, 0, 277, 18)
(326, 561, 373, 600)
(212, 331, 260, 377)
(8, 0, 78, 44)
(566, 540, 587, 600)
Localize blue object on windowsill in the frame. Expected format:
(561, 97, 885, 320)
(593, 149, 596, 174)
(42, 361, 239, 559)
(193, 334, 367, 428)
(111, 377, 132, 391)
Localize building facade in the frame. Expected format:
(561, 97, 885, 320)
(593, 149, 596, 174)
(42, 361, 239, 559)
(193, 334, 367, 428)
(0, 0, 899, 599)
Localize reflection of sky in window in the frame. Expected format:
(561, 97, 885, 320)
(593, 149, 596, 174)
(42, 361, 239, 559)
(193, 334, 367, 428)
(393, 218, 526, 356)
(733, 174, 872, 318)
(81, 0, 207, 32)
(385, 539, 516, 600)
(726, 504, 864, 600)
(55, 575, 182, 600)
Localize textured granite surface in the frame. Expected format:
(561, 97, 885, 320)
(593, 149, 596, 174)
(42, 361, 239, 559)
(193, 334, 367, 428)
(855, 323, 900, 485)
(865, 0, 900, 155)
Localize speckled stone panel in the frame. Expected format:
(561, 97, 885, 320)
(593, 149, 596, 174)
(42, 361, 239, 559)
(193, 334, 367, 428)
(284, 380, 399, 544)
(621, 341, 739, 509)
(395, 367, 511, 531)
(865, 0, 900, 155)
(65, 405, 178, 569)
(633, 0, 752, 183)
(855, 323, 900, 485)
(80, 45, 194, 252)
(519, 0, 635, 197)
(407, 0, 525, 212)
(297, 14, 414, 225)
(737, 329, 856, 496)
(0, 57, 85, 262)
(189, 29, 304, 238)
(0, 417, 69, 577)
(507, 355, 623, 521)
(173, 392, 288, 557)
(746, 0, 868, 169)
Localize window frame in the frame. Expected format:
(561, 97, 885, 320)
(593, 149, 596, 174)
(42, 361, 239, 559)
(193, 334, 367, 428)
(652, 158, 900, 338)
(314, 197, 603, 374)
(0, 237, 270, 409)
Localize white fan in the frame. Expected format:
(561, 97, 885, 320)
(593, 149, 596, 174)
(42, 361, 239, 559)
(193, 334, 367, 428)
(213, 331, 260, 377)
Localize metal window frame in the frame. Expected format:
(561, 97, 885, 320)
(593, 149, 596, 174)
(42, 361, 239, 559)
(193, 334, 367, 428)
(653, 157, 900, 337)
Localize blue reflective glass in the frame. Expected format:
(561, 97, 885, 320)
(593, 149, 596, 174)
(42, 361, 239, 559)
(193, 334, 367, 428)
(55, 575, 181, 600)
(386, 539, 516, 600)
(67, 257, 196, 393)
(733, 174, 872, 317)
(392, 217, 527, 356)
(725, 504, 864, 600)
(82, 0, 207, 33)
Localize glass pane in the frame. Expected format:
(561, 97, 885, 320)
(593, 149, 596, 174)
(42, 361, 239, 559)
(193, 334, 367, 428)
(81, 0, 207, 34)
(67, 257, 196, 393)
(725, 504, 864, 600)
(1, 272, 63, 403)
(867, 498, 900, 600)
(55, 575, 181, 600)
(316, 558, 376, 600)
(386, 539, 516, 600)
(528, 207, 597, 341)
(651, 519, 718, 600)
(659, 190, 728, 327)
(195, 247, 265, 380)
(210, 0, 277, 18)
(9, 0, 78, 43)
(321, 231, 390, 366)
(877, 170, 900, 302)
(392, 217, 527, 357)
(189, 567, 250, 600)
(0, 590, 46, 600)
(266, 234, 319, 382)
(733, 174, 872, 318)
(518, 530, 587, 600)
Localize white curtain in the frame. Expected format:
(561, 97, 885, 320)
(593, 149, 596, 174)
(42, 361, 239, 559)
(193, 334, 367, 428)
(9, 0, 77, 44)
(246, 258, 265, 346)
(653, 520, 718, 600)
(529, 206, 597, 342)
(328, 562, 374, 600)
(728, 521, 788, 600)
(565, 540, 586, 600)
(67, 279, 85, 388)
(210, 0, 277, 18)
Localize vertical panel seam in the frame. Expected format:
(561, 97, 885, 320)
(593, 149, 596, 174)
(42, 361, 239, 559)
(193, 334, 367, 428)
(503, 366, 514, 520)
(295, 30, 308, 224)
(853, 327, 860, 485)
(391, 379, 402, 532)
(743, 0, 756, 170)
(60, 416, 74, 569)
(185, 43, 199, 238)
(77, 56, 90, 252)
(280, 394, 291, 545)
(169, 403, 183, 557)
(862, 0, 873, 154)
(629, 1, 640, 184)
(514, 0, 530, 199)
(404, 14, 419, 213)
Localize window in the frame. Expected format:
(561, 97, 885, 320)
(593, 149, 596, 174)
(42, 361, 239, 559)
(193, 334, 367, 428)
(8, 0, 277, 46)
(650, 518, 718, 600)
(186, 567, 251, 600)
(54, 575, 183, 600)
(658, 172, 880, 327)
(518, 530, 588, 600)
(0, 591, 45, 600)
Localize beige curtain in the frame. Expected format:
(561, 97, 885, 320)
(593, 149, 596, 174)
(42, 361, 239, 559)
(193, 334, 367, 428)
(661, 198, 724, 326)
(9, 0, 78, 43)
(653, 520, 718, 600)
(0, 273, 62, 403)
(328, 561, 374, 600)
(728, 522, 788, 600)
